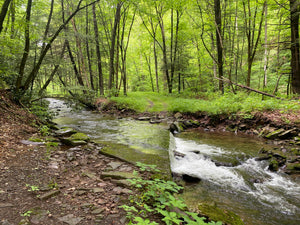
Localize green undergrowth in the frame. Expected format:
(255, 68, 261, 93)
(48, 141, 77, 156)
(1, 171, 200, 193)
(121, 162, 222, 225)
(109, 92, 300, 115)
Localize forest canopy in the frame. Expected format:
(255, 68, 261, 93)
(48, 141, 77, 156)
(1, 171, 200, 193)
(0, 0, 299, 101)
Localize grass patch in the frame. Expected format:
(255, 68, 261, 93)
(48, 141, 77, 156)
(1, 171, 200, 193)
(108, 91, 300, 115)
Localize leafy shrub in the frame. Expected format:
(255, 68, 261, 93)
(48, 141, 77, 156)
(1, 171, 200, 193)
(121, 162, 222, 225)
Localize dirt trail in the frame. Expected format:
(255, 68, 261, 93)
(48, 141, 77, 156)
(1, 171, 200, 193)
(0, 92, 137, 225)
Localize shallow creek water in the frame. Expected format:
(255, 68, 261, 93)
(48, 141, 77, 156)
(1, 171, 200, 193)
(47, 98, 300, 225)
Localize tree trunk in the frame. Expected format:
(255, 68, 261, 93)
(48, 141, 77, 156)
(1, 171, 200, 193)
(244, 0, 266, 87)
(108, 2, 122, 90)
(214, 0, 224, 93)
(15, 0, 32, 90)
(92, 3, 104, 95)
(86, 6, 94, 90)
(263, 1, 268, 89)
(0, 0, 11, 34)
(38, 42, 67, 95)
(145, 54, 154, 92)
(156, 4, 171, 93)
(290, 0, 300, 94)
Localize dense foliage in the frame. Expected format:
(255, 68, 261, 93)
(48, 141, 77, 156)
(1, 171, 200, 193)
(0, 0, 299, 102)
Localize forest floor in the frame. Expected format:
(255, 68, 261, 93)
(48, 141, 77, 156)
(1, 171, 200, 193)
(1, 92, 300, 225)
(0, 91, 140, 225)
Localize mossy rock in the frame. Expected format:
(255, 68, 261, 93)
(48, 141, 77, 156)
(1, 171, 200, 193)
(70, 132, 90, 142)
(265, 128, 285, 139)
(60, 132, 90, 146)
(285, 163, 300, 174)
(198, 203, 244, 225)
(268, 159, 279, 171)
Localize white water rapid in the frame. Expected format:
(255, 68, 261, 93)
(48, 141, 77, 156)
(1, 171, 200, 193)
(169, 133, 300, 218)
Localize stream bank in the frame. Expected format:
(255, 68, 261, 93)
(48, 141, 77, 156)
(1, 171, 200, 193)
(95, 99, 300, 176)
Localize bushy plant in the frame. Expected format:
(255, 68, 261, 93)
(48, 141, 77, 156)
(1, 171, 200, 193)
(121, 162, 222, 225)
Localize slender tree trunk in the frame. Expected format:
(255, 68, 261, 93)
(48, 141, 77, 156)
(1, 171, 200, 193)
(290, 0, 300, 93)
(263, 1, 268, 89)
(69, 8, 89, 88)
(145, 54, 154, 92)
(38, 42, 67, 95)
(15, 0, 32, 90)
(92, 3, 104, 96)
(86, 6, 94, 90)
(156, 5, 171, 93)
(9, 0, 15, 38)
(108, 2, 122, 90)
(0, 0, 11, 34)
(244, 0, 266, 87)
(61, 0, 84, 89)
(214, 0, 224, 93)
(150, 20, 160, 93)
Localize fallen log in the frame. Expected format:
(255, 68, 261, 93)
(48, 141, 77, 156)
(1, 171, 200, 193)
(215, 77, 284, 100)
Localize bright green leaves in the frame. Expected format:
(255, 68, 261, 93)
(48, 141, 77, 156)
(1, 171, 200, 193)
(120, 162, 222, 225)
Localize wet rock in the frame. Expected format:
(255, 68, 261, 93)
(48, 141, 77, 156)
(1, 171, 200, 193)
(170, 122, 183, 134)
(150, 119, 162, 124)
(214, 161, 235, 167)
(255, 155, 272, 161)
(182, 174, 201, 183)
(278, 128, 297, 139)
(57, 214, 83, 225)
(265, 128, 285, 139)
(183, 120, 200, 128)
(54, 128, 77, 137)
(60, 132, 90, 146)
(250, 178, 264, 184)
(268, 160, 279, 171)
(198, 202, 244, 225)
(174, 112, 183, 119)
(137, 117, 151, 121)
(60, 139, 87, 146)
(174, 151, 185, 158)
(285, 163, 300, 175)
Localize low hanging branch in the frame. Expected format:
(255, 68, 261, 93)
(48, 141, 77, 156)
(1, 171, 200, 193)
(215, 77, 284, 100)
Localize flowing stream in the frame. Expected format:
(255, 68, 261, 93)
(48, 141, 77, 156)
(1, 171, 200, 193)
(47, 98, 300, 225)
